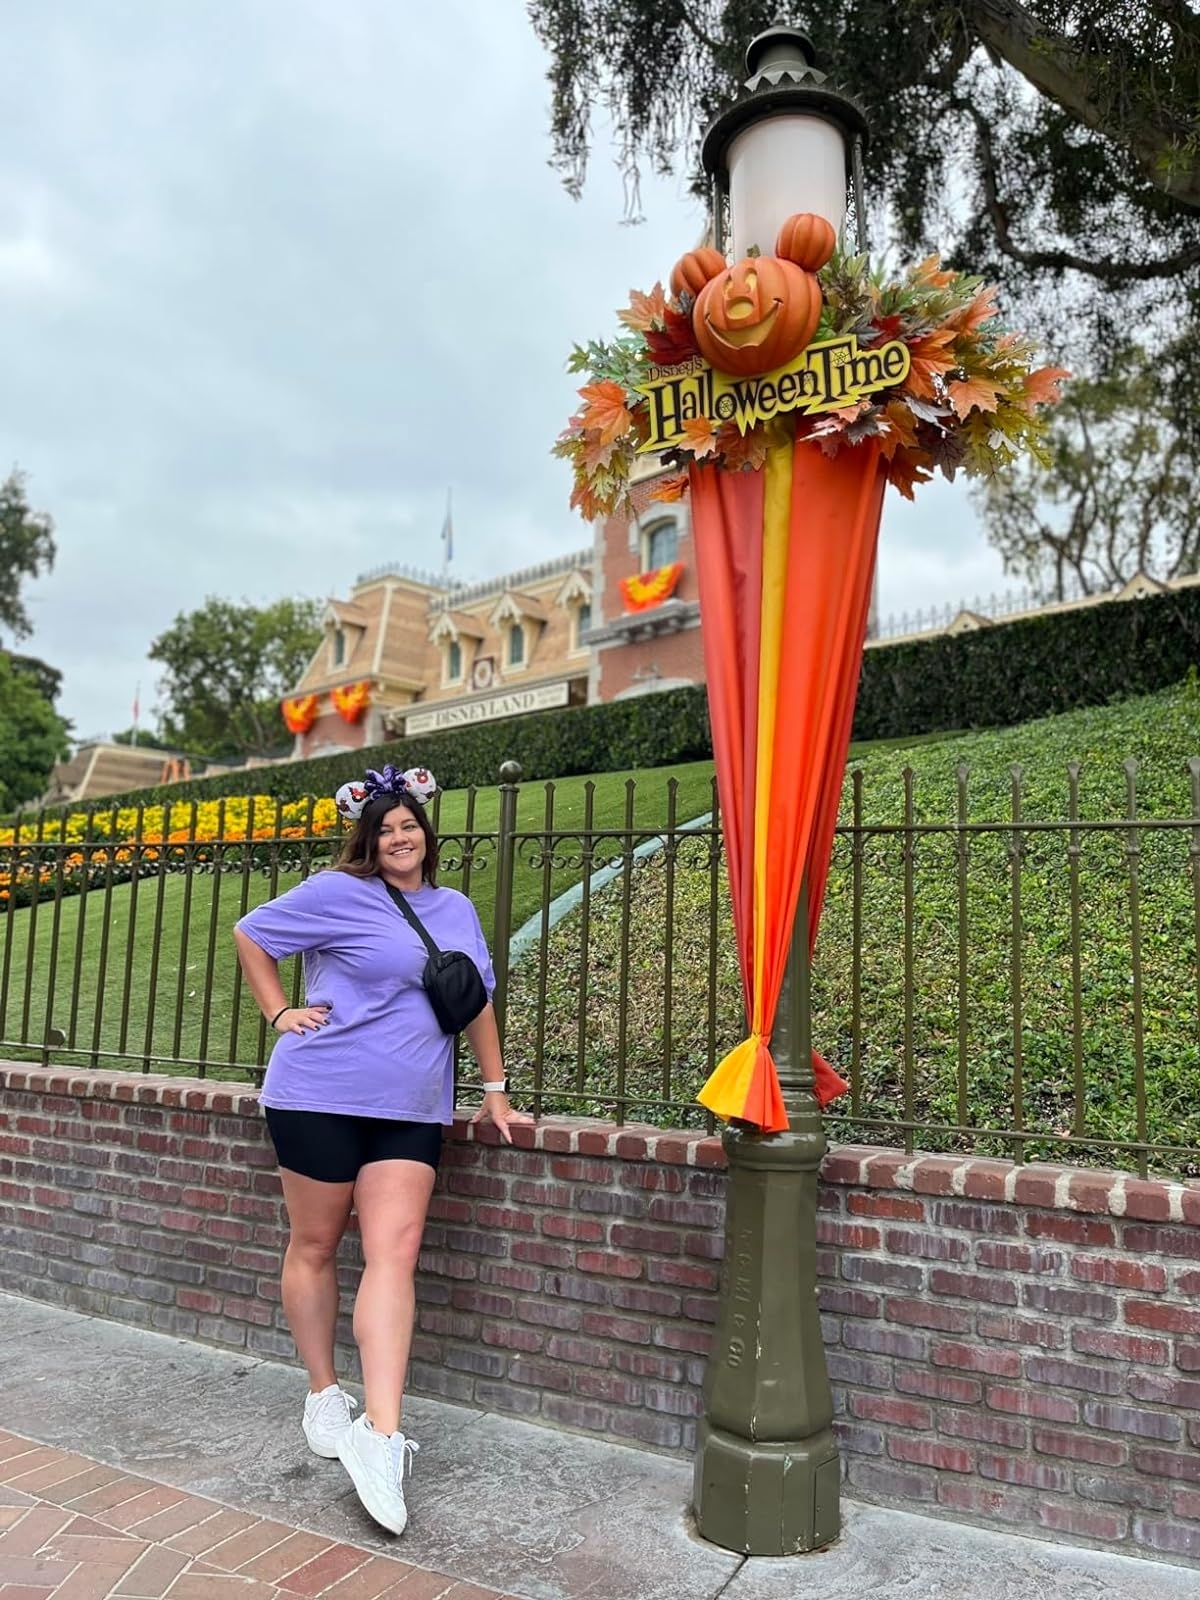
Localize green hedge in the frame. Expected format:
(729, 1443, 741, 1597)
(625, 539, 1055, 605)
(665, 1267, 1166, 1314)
(26, 585, 1200, 816)
(854, 583, 1200, 741)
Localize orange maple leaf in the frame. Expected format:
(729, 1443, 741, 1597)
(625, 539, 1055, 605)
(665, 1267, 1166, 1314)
(877, 399, 921, 460)
(886, 450, 935, 501)
(582, 433, 620, 473)
(717, 424, 770, 472)
(681, 414, 719, 458)
(911, 254, 956, 289)
(1022, 365, 1070, 410)
(947, 372, 1001, 420)
(648, 473, 689, 503)
(904, 328, 958, 399)
(948, 284, 1000, 335)
(617, 283, 669, 332)
(579, 380, 634, 445)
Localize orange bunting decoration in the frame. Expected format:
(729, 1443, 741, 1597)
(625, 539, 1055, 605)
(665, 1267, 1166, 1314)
(690, 438, 887, 1133)
(620, 561, 683, 613)
(281, 694, 318, 734)
(331, 681, 371, 724)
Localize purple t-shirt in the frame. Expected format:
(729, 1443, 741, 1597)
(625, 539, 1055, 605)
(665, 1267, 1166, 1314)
(236, 870, 495, 1123)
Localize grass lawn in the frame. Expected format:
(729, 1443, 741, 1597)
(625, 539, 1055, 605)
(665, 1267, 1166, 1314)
(503, 683, 1200, 1174)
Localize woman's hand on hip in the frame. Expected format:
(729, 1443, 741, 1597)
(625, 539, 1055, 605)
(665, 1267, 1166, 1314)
(471, 1092, 534, 1145)
(274, 1005, 331, 1035)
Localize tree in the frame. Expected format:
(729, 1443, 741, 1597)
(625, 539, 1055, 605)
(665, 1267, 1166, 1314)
(975, 342, 1197, 600)
(110, 726, 174, 751)
(528, 2, 1199, 425)
(0, 653, 71, 812)
(0, 470, 56, 643)
(148, 596, 323, 760)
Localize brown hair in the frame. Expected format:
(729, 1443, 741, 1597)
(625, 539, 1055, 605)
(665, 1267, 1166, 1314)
(335, 794, 439, 886)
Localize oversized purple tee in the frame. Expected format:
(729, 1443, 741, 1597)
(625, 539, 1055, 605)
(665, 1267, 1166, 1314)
(236, 870, 495, 1123)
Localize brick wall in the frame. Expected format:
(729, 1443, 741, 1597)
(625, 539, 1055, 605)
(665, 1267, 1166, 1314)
(2, 1065, 1199, 1567)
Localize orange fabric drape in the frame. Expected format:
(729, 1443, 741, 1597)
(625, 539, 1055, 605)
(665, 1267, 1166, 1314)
(689, 436, 887, 1132)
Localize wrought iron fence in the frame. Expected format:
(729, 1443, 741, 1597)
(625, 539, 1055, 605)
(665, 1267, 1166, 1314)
(3, 761, 1199, 1177)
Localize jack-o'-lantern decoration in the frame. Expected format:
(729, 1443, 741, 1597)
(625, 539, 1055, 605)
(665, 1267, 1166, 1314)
(670, 246, 727, 303)
(692, 254, 823, 378)
(775, 212, 837, 273)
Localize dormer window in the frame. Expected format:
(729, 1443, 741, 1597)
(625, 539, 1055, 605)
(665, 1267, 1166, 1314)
(573, 602, 591, 650)
(507, 624, 525, 667)
(331, 627, 346, 668)
(446, 639, 463, 682)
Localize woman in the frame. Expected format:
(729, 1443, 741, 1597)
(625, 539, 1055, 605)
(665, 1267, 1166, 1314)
(233, 763, 530, 1537)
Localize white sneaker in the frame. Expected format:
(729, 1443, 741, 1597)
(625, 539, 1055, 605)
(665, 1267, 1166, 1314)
(336, 1413, 420, 1536)
(302, 1384, 358, 1458)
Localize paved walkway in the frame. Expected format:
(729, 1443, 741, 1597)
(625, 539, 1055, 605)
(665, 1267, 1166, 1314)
(1, 1293, 1196, 1600)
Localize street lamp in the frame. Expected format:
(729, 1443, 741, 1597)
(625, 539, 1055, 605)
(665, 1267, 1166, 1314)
(691, 23, 869, 1558)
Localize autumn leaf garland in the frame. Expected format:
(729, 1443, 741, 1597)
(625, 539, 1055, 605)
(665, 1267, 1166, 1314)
(555, 243, 1067, 520)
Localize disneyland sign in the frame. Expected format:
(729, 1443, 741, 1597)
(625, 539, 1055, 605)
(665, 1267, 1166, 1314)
(404, 680, 570, 737)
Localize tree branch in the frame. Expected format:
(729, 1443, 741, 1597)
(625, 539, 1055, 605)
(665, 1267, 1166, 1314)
(960, 0, 1200, 208)
(962, 101, 1200, 281)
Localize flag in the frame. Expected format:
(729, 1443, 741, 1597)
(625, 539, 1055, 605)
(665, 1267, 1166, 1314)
(440, 490, 453, 566)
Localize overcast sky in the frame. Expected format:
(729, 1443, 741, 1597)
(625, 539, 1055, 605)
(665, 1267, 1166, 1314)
(3, 1, 1013, 739)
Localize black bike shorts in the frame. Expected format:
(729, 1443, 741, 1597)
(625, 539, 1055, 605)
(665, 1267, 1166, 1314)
(263, 1107, 443, 1183)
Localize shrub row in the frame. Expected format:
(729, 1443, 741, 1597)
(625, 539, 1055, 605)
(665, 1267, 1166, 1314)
(26, 585, 1200, 817)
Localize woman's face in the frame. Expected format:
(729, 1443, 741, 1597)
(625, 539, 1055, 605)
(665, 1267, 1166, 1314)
(376, 802, 426, 889)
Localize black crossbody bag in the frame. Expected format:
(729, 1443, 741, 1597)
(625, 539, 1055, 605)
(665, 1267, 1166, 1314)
(384, 883, 488, 1035)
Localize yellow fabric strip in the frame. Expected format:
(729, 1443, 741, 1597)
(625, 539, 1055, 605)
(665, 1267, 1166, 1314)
(696, 1035, 762, 1121)
(749, 440, 793, 1032)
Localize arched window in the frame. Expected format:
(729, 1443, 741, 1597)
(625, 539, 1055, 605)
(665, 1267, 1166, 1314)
(643, 518, 678, 570)
(574, 601, 592, 649)
(446, 639, 462, 681)
(508, 623, 525, 666)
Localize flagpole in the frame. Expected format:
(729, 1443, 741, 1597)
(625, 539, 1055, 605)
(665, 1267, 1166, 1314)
(440, 488, 453, 584)
(131, 682, 141, 748)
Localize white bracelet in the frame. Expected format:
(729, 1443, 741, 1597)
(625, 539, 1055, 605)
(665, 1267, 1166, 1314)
(481, 1080, 507, 1093)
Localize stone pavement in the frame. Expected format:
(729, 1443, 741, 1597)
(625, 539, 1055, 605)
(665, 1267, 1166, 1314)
(1, 1292, 1196, 1600)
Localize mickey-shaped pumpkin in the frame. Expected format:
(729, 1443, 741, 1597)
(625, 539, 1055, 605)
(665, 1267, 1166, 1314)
(675, 212, 836, 379)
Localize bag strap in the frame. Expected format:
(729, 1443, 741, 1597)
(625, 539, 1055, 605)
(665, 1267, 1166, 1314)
(383, 882, 443, 959)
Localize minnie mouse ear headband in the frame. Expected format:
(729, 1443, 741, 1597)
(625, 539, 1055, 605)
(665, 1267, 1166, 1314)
(334, 764, 437, 821)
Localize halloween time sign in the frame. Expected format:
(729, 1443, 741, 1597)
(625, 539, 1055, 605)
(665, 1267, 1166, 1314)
(636, 333, 911, 454)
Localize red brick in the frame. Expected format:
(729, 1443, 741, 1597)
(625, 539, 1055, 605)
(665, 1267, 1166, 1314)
(1082, 1401, 1181, 1441)
(1020, 1283, 1117, 1320)
(576, 1251, 643, 1279)
(960, 1160, 1016, 1200)
(815, 1220, 881, 1250)
(647, 1259, 719, 1291)
(986, 1386, 1079, 1422)
(1011, 1167, 1064, 1207)
(932, 1201, 1020, 1236)
(1025, 1355, 1123, 1395)
(821, 1147, 874, 1184)
(895, 1367, 983, 1405)
(932, 1343, 1020, 1377)
(937, 1480, 1037, 1524)
(888, 1436, 973, 1473)
(1172, 1487, 1200, 1520)
(884, 1228, 970, 1261)
(1125, 1225, 1200, 1260)
(1132, 1518, 1200, 1559)
(540, 1214, 604, 1242)
(1126, 1301, 1200, 1335)
(845, 1193, 925, 1221)
(848, 1458, 938, 1504)
(1071, 1256, 1167, 1291)
(580, 1311, 653, 1345)
(1073, 1328, 1169, 1364)
(976, 1314, 1066, 1349)
(609, 1224, 681, 1254)
(979, 1454, 1071, 1491)
(909, 1157, 967, 1196)
(1033, 1427, 1126, 1465)
(973, 1241, 1039, 1272)
(1128, 1371, 1200, 1410)
(929, 1269, 1019, 1305)
(937, 1409, 1027, 1448)
(885, 1298, 972, 1333)
(1023, 1212, 1116, 1246)
(1132, 1447, 1200, 1483)
(1038, 1502, 1127, 1541)
(850, 1395, 933, 1430)
(476, 1204, 536, 1233)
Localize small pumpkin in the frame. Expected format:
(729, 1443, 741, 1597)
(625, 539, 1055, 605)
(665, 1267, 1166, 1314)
(775, 212, 837, 273)
(670, 246, 727, 303)
(692, 254, 823, 378)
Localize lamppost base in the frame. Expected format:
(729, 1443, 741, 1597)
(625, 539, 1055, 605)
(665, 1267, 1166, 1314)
(693, 1417, 841, 1555)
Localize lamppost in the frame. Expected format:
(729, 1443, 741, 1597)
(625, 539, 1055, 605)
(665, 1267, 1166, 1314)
(692, 25, 869, 1557)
